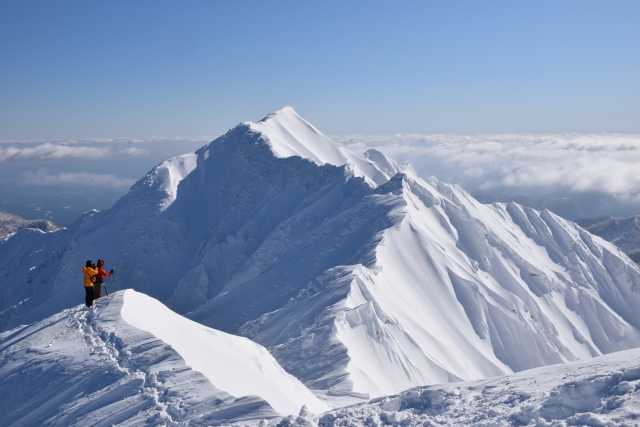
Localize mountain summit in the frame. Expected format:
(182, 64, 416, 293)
(1, 108, 640, 406)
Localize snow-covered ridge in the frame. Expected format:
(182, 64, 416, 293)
(135, 107, 391, 213)
(1, 107, 640, 410)
(0, 290, 327, 426)
(121, 290, 329, 416)
(142, 152, 198, 211)
(239, 171, 640, 400)
(249, 107, 390, 186)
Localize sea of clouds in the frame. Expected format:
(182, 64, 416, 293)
(0, 137, 211, 224)
(2, 133, 640, 224)
(333, 133, 640, 201)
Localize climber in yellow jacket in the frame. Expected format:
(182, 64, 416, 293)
(82, 260, 98, 307)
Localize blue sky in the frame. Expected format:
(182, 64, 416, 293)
(2, 1, 640, 225)
(2, 1, 639, 139)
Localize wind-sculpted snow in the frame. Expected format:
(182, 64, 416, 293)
(249, 107, 390, 186)
(310, 348, 640, 427)
(237, 170, 640, 401)
(0, 290, 326, 426)
(150, 152, 198, 210)
(1, 107, 640, 409)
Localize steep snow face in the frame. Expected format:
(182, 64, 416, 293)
(149, 153, 198, 211)
(0, 290, 326, 426)
(1, 107, 640, 407)
(249, 107, 390, 186)
(121, 290, 329, 416)
(339, 173, 640, 395)
(241, 172, 640, 400)
(314, 347, 640, 427)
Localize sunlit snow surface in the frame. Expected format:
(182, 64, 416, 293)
(248, 107, 389, 186)
(147, 152, 198, 210)
(1, 107, 640, 416)
(121, 290, 329, 416)
(0, 290, 326, 426)
(311, 348, 640, 427)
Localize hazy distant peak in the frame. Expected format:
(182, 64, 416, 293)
(0, 211, 60, 238)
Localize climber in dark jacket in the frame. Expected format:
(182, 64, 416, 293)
(82, 260, 98, 307)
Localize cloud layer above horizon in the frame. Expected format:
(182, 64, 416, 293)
(333, 133, 640, 200)
(22, 169, 135, 188)
(0, 143, 109, 162)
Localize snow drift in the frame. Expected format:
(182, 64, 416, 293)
(1, 107, 640, 406)
(315, 347, 640, 427)
(0, 290, 328, 426)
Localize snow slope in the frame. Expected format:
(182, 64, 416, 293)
(311, 347, 640, 427)
(237, 170, 640, 400)
(121, 290, 329, 416)
(1, 107, 640, 407)
(249, 107, 389, 186)
(0, 290, 327, 426)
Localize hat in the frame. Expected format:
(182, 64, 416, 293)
(86, 260, 93, 267)
(97, 259, 105, 267)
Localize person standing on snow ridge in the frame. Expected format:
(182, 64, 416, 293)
(94, 259, 114, 299)
(82, 260, 98, 307)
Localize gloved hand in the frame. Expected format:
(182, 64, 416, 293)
(110, 269, 114, 275)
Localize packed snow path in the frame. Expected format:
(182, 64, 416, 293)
(0, 290, 327, 426)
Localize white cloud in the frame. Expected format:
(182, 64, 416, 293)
(332, 133, 640, 199)
(0, 136, 215, 145)
(0, 143, 109, 161)
(22, 170, 135, 188)
(118, 147, 150, 156)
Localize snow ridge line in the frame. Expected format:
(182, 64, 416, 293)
(78, 302, 180, 426)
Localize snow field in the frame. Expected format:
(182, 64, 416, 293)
(121, 289, 330, 416)
(0, 292, 328, 426)
(1, 106, 640, 418)
(314, 348, 640, 427)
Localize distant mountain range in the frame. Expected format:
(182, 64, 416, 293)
(0, 211, 60, 237)
(575, 215, 640, 264)
(473, 191, 640, 221)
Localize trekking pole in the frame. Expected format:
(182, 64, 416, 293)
(103, 282, 109, 297)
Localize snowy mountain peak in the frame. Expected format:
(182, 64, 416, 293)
(2, 107, 640, 414)
(248, 107, 390, 186)
(133, 107, 396, 214)
(364, 148, 401, 178)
